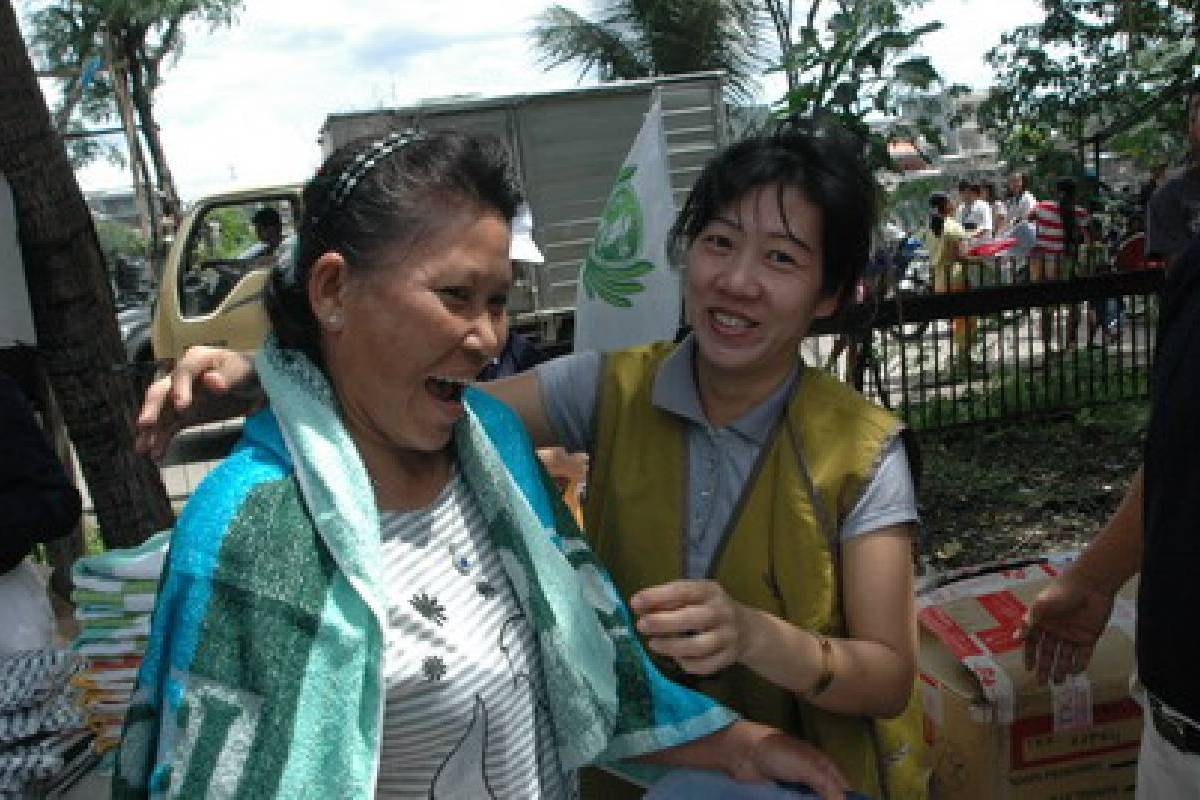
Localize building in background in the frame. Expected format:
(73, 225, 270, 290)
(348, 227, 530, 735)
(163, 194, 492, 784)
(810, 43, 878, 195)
(84, 189, 140, 228)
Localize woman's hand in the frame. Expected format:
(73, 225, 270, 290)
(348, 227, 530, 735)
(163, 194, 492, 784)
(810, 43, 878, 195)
(631, 580, 756, 675)
(135, 346, 261, 460)
(640, 720, 849, 800)
(726, 721, 849, 800)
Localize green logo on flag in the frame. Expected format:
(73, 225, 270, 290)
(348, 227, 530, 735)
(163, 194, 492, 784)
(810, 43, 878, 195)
(580, 165, 656, 308)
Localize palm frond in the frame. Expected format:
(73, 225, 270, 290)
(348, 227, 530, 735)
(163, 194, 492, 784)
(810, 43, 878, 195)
(532, 5, 650, 81)
(532, 0, 767, 101)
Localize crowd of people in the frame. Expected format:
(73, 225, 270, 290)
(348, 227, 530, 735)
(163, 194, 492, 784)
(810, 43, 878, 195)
(6, 88, 1198, 800)
(927, 172, 1141, 266)
(914, 162, 1176, 365)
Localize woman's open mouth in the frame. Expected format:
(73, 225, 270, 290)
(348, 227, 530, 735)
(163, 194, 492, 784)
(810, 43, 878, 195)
(426, 375, 469, 404)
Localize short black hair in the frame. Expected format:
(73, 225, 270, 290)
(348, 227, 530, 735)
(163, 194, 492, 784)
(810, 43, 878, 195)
(264, 129, 522, 366)
(252, 207, 281, 227)
(958, 179, 971, 193)
(668, 115, 879, 311)
(1053, 177, 1080, 252)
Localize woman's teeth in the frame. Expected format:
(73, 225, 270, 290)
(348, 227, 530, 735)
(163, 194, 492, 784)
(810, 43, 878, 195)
(427, 375, 469, 402)
(712, 310, 754, 328)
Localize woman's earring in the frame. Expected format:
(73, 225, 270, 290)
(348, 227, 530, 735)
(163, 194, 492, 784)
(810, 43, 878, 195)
(326, 310, 344, 330)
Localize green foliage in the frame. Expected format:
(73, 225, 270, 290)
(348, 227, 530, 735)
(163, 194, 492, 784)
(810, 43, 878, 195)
(190, 204, 254, 260)
(990, 123, 1083, 196)
(980, 0, 1199, 174)
(95, 218, 147, 264)
(532, 0, 767, 101)
(531, 0, 953, 168)
(765, 0, 956, 170)
(885, 175, 941, 231)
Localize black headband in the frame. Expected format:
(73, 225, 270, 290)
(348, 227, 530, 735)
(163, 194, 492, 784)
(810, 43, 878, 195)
(311, 128, 425, 228)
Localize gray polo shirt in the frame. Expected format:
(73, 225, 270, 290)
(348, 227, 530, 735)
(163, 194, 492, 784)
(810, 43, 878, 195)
(535, 337, 918, 577)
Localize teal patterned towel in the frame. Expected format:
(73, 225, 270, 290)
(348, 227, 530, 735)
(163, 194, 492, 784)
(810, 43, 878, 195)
(112, 337, 734, 798)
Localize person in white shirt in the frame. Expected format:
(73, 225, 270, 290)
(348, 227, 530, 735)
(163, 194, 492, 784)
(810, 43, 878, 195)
(1005, 172, 1037, 227)
(957, 180, 993, 239)
(1002, 172, 1038, 258)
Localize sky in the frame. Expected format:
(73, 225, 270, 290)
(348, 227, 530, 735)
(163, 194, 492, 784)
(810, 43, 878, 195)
(18, 0, 1043, 201)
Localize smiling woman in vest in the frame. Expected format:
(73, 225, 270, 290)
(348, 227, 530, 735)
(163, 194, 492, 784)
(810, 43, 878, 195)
(510, 118, 927, 800)
(133, 117, 927, 799)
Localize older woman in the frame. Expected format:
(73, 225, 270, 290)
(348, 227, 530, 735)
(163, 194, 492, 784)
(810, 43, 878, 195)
(113, 130, 846, 799)
(135, 120, 926, 799)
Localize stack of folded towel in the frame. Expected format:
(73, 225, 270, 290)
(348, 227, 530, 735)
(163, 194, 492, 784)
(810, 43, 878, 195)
(0, 649, 95, 797)
(70, 531, 169, 753)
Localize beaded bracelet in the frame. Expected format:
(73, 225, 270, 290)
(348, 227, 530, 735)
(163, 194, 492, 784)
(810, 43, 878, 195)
(806, 634, 835, 698)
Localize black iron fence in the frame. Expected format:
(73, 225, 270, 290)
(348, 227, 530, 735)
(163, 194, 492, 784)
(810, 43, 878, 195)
(804, 268, 1165, 429)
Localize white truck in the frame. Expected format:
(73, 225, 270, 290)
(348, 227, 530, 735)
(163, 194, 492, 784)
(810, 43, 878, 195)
(141, 72, 727, 365)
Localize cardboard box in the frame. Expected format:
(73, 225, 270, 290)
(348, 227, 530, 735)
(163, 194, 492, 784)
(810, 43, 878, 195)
(918, 555, 1141, 800)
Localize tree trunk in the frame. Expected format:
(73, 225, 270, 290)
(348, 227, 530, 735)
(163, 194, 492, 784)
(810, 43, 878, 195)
(131, 89, 180, 222)
(122, 34, 180, 223)
(0, 0, 174, 549)
(105, 33, 159, 264)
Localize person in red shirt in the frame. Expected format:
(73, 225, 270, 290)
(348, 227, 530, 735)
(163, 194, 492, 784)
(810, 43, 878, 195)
(1030, 178, 1090, 350)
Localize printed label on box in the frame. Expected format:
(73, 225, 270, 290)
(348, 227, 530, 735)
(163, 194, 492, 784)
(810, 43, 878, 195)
(1010, 698, 1141, 771)
(1051, 674, 1094, 733)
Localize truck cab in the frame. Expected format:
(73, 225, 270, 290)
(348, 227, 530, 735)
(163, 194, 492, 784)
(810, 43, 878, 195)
(151, 185, 302, 360)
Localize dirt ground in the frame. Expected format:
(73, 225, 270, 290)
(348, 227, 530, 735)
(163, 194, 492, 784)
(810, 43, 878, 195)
(915, 400, 1148, 573)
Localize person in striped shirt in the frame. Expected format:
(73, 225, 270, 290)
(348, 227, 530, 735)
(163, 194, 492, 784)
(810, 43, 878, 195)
(1030, 178, 1090, 277)
(1030, 178, 1090, 350)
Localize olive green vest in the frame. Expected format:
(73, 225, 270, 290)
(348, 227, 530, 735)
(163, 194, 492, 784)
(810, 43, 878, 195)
(581, 342, 929, 799)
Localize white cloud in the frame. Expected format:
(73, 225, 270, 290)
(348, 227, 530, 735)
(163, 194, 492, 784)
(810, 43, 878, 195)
(916, 0, 1044, 91)
(22, 0, 1041, 200)
(56, 0, 596, 198)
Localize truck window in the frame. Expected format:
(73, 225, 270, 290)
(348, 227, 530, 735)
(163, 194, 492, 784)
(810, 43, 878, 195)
(180, 199, 297, 317)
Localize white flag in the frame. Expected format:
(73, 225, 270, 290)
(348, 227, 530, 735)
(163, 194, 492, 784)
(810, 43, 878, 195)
(573, 96, 680, 353)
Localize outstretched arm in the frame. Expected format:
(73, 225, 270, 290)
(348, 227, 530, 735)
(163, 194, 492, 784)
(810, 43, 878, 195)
(1020, 467, 1143, 684)
(134, 346, 262, 460)
(135, 345, 570, 459)
(637, 719, 849, 800)
(476, 371, 561, 449)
